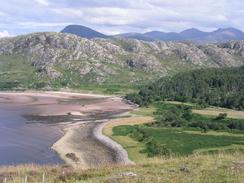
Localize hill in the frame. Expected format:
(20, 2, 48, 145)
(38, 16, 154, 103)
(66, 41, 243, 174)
(126, 66, 244, 109)
(0, 32, 244, 91)
(61, 25, 109, 39)
(118, 27, 244, 43)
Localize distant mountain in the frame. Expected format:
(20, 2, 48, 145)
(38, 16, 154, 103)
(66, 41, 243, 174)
(117, 27, 244, 43)
(114, 33, 154, 42)
(179, 28, 208, 39)
(61, 25, 244, 43)
(203, 28, 244, 42)
(61, 25, 109, 39)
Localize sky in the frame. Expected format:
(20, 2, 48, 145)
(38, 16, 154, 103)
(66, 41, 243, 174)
(0, 0, 244, 37)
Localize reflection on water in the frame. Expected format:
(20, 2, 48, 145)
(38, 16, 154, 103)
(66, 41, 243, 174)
(0, 106, 63, 165)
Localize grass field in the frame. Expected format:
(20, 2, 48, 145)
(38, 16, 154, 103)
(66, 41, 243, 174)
(192, 107, 244, 119)
(113, 126, 244, 156)
(103, 117, 153, 162)
(159, 101, 244, 120)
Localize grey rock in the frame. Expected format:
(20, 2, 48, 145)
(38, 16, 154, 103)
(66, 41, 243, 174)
(120, 172, 137, 177)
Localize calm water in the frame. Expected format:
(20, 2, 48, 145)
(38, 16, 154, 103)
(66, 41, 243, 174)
(0, 105, 63, 165)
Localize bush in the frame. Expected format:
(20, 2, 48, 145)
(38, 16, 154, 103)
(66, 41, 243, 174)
(228, 121, 244, 131)
(144, 139, 171, 157)
(130, 128, 148, 142)
(215, 113, 228, 120)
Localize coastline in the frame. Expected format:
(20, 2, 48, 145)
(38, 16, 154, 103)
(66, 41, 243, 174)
(0, 91, 136, 168)
(51, 119, 135, 168)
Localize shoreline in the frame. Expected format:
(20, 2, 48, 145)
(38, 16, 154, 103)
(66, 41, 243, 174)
(51, 118, 135, 168)
(0, 91, 136, 168)
(51, 124, 88, 168)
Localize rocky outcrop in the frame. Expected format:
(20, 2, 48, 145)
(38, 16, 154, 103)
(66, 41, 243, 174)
(0, 32, 243, 83)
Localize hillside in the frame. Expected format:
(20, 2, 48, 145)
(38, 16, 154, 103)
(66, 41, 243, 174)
(0, 32, 244, 91)
(0, 153, 243, 182)
(126, 66, 244, 109)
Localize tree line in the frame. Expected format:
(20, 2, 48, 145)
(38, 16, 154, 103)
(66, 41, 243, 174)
(126, 66, 244, 110)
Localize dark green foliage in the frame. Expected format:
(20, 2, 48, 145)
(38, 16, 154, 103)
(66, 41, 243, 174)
(215, 113, 228, 120)
(143, 139, 171, 157)
(228, 121, 244, 131)
(152, 103, 244, 131)
(154, 102, 244, 132)
(126, 66, 244, 110)
(0, 81, 19, 90)
(130, 128, 147, 142)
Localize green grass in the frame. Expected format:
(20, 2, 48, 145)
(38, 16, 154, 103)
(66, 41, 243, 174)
(131, 105, 156, 116)
(113, 125, 244, 156)
(0, 153, 244, 183)
(0, 55, 43, 89)
(111, 102, 244, 158)
(0, 56, 138, 94)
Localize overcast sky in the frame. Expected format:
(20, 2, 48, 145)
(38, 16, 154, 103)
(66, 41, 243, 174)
(0, 0, 244, 37)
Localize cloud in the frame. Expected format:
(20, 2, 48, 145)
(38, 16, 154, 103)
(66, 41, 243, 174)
(35, 0, 49, 6)
(0, 30, 12, 38)
(0, 11, 6, 16)
(1, 0, 244, 35)
(17, 21, 73, 27)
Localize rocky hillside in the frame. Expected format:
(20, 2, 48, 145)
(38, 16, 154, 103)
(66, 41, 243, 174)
(0, 32, 243, 89)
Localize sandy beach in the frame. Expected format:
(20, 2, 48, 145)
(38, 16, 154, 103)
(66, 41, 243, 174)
(0, 91, 135, 168)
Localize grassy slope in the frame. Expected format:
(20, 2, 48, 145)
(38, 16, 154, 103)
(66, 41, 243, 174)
(0, 55, 40, 89)
(0, 153, 243, 182)
(0, 55, 138, 94)
(0, 54, 199, 95)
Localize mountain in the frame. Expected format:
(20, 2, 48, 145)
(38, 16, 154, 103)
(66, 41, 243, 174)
(144, 31, 180, 41)
(114, 33, 154, 42)
(61, 25, 109, 39)
(117, 28, 244, 43)
(61, 25, 244, 43)
(203, 28, 244, 42)
(179, 28, 208, 39)
(0, 32, 244, 90)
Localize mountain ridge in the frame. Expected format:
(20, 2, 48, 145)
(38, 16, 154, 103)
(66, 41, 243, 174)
(60, 25, 244, 43)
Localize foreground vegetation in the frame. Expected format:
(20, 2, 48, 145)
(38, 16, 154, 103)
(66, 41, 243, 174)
(126, 66, 244, 109)
(0, 153, 243, 183)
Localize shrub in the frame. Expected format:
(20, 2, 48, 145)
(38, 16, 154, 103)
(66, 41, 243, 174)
(215, 113, 228, 120)
(144, 139, 171, 157)
(130, 128, 147, 142)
